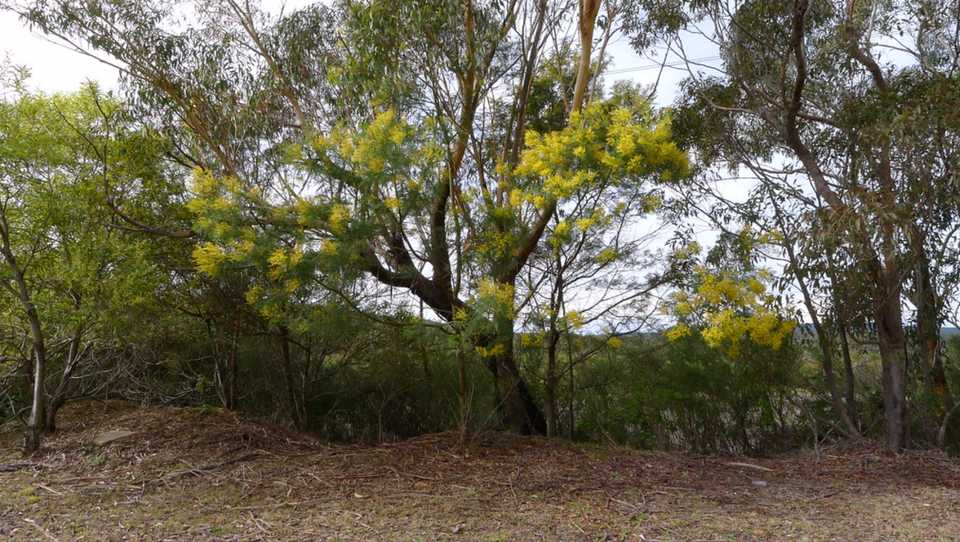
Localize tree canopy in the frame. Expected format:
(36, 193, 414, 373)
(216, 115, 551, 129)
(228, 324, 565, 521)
(1, 0, 959, 456)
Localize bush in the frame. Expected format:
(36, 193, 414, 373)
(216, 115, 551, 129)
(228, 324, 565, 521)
(564, 332, 804, 453)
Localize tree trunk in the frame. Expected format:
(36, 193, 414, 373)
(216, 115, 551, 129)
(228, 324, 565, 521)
(876, 262, 909, 452)
(23, 340, 45, 455)
(911, 238, 953, 442)
(0, 219, 48, 454)
(228, 325, 239, 411)
(45, 331, 83, 432)
(277, 325, 301, 428)
(457, 339, 468, 429)
(545, 327, 559, 438)
(837, 320, 860, 431)
(572, 0, 602, 114)
(777, 222, 861, 438)
(483, 325, 546, 435)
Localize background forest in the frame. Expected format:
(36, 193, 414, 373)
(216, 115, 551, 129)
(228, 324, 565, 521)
(1, 0, 959, 457)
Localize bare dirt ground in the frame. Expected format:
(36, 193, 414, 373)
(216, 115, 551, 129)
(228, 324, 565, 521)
(1, 401, 959, 541)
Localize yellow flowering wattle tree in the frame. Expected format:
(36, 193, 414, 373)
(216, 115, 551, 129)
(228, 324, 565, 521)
(663, 237, 797, 359)
(510, 88, 689, 436)
(188, 92, 689, 434)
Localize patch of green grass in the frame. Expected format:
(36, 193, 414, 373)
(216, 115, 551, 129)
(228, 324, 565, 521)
(16, 486, 35, 498)
(580, 444, 608, 460)
(16, 486, 40, 504)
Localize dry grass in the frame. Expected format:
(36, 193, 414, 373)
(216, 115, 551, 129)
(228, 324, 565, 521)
(2, 401, 959, 541)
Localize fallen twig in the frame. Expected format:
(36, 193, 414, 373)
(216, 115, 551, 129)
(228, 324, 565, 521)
(23, 518, 59, 541)
(0, 461, 41, 472)
(723, 462, 775, 472)
(146, 452, 260, 484)
(237, 498, 332, 510)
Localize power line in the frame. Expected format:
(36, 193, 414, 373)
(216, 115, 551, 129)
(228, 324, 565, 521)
(606, 55, 723, 76)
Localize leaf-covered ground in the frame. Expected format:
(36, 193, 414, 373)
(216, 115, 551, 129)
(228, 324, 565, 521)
(1, 401, 959, 541)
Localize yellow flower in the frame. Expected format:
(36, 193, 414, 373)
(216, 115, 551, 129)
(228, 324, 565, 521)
(328, 204, 350, 234)
(667, 323, 692, 341)
(475, 343, 507, 357)
(192, 242, 226, 277)
(595, 248, 617, 264)
(320, 239, 338, 255)
(565, 311, 585, 330)
(521, 333, 545, 347)
(384, 197, 402, 212)
(245, 285, 264, 305)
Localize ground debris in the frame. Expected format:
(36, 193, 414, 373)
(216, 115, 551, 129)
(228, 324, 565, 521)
(723, 461, 775, 472)
(0, 461, 41, 472)
(93, 430, 136, 446)
(1, 400, 959, 541)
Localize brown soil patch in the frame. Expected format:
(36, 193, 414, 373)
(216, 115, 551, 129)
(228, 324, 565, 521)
(2, 401, 959, 541)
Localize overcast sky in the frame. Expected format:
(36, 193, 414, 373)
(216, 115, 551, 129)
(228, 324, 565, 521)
(0, 5, 690, 101)
(0, 10, 120, 92)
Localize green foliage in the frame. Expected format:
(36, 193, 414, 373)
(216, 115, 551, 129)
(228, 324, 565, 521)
(16, 0, 960, 456)
(630, 333, 802, 453)
(0, 70, 192, 440)
(302, 323, 494, 442)
(521, 331, 804, 453)
(639, 0, 960, 450)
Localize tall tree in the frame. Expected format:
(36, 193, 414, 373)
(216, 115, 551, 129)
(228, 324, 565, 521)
(633, 0, 960, 451)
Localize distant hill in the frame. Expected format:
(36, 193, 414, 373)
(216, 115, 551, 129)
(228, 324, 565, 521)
(794, 325, 960, 339)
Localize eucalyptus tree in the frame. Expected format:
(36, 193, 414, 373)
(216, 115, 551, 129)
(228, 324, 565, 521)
(630, 0, 960, 451)
(10, 0, 689, 434)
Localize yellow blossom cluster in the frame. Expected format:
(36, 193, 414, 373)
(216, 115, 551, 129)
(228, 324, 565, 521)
(476, 230, 519, 261)
(595, 248, 618, 264)
(187, 169, 243, 213)
(191, 235, 257, 278)
(267, 246, 305, 281)
(665, 264, 796, 357)
(511, 102, 689, 215)
(550, 220, 571, 248)
(476, 278, 516, 320)
(521, 332, 545, 347)
(328, 204, 351, 234)
(475, 343, 507, 358)
(320, 110, 411, 175)
(563, 310, 585, 330)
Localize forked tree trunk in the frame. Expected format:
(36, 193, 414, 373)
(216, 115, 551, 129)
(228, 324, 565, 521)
(837, 320, 860, 431)
(1, 219, 48, 454)
(46, 331, 83, 432)
(481, 322, 546, 435)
